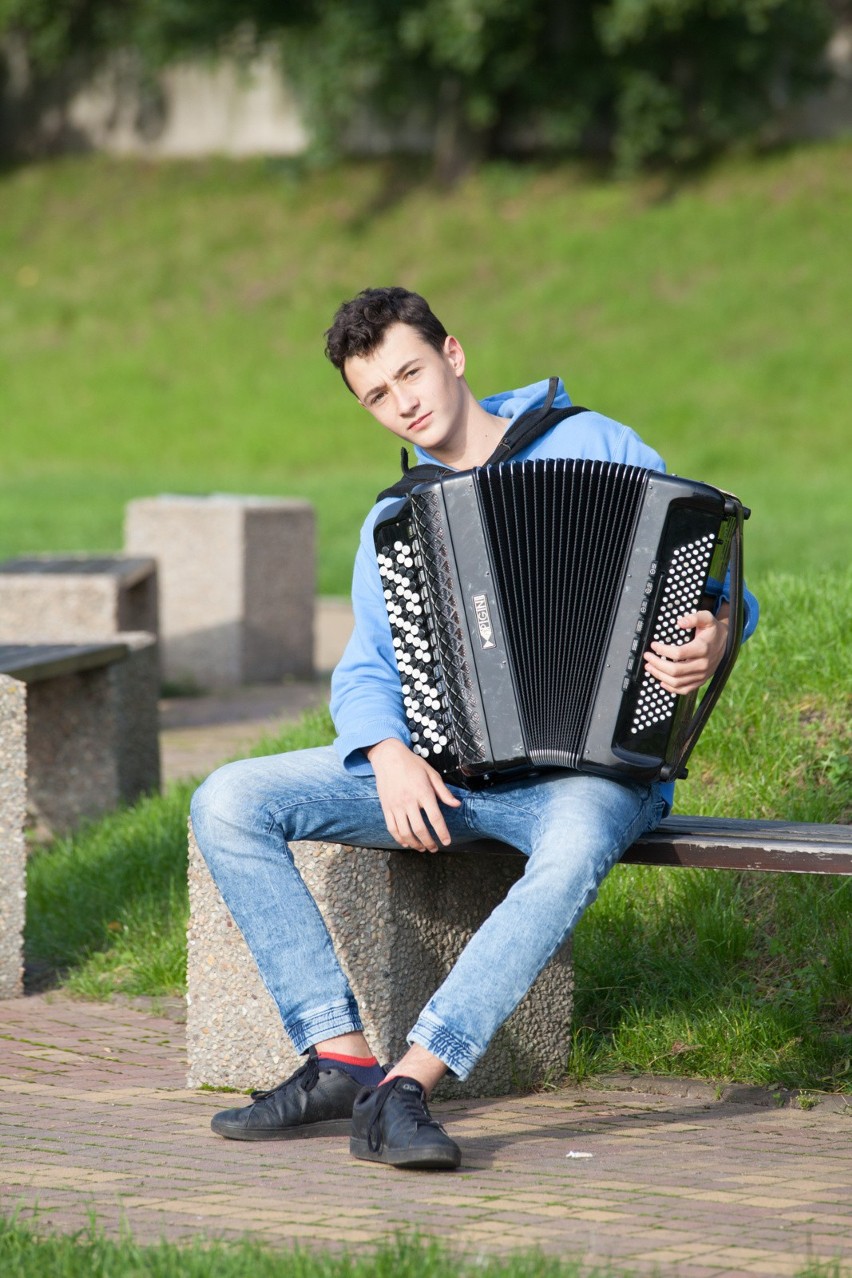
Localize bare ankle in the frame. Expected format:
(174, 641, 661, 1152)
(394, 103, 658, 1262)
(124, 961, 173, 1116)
(315, 1032, 374, 1059)
(384, 1044, 447, 1096)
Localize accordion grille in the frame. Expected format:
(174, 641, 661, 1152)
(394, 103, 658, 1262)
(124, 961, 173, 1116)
(477, 459, 647, 767)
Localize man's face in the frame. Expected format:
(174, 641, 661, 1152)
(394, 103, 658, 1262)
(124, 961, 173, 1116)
(344, 323, 467, 462)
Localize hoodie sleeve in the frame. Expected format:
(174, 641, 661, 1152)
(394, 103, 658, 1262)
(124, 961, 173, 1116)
(330, 509, 411, 774)
(704, 570, 759, 641)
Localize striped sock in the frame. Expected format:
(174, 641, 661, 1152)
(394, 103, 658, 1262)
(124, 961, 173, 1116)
(316, 1050, 385, 1088)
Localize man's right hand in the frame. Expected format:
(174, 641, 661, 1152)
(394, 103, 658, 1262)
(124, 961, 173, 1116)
(365, 738, 461, 853)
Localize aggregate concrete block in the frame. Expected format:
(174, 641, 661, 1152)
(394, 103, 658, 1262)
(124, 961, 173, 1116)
(23, 633, 161, 835)
(0, 555, 157, 642)
(125, 495, 315, 687)
(187, 825, 573, 1098)
(0, 676, 26, 997)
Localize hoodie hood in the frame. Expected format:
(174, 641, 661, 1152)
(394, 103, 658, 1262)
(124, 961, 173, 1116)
(479, 376, 572, 422)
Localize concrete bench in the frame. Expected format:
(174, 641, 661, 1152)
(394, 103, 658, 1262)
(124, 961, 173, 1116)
(125, 495, 315, 688)
(186, 815, 851, 1098)
(0, 638, 161, 837)
(0, 554, 157, 642)
(0, 675, 26, 997)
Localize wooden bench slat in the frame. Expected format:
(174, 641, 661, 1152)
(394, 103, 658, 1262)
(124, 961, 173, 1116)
(638, 815, 852, 848)
(444, 817, 852, 875)
(622, 843, 852, 874)
(623, 815, 852, 875)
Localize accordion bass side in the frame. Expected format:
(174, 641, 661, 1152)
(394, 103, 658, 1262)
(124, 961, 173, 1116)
(374, 459, 748, 785)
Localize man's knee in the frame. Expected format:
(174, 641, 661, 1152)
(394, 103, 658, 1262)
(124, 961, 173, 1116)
(190, 759, 264, 842)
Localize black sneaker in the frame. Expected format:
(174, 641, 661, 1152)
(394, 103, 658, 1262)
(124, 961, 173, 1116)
(350, 1076, 461, 1170)
(211, 1047, 363, 1140)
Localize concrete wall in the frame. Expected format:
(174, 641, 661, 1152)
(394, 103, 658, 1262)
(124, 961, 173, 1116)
(0, 40, 308, 158)
(67, 48, 309, 158)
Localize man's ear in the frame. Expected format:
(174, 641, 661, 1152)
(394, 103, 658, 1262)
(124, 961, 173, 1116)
(444, 334, 466, 378)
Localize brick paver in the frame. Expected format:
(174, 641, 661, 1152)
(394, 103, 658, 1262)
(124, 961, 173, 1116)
(1, 994, 849, 1276)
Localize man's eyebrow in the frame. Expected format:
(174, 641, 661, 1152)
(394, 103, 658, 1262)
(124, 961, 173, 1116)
(363, 359, 420, 401)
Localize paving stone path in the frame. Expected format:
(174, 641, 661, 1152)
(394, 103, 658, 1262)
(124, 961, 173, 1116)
(3, 601, 850, 1273)
(1, 994, 850, 1275)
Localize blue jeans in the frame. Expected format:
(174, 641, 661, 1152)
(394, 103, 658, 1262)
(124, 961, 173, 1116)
(190, 747, 666, 1080)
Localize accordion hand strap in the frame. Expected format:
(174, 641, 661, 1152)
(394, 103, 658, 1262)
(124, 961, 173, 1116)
(376, 377, 588, 502)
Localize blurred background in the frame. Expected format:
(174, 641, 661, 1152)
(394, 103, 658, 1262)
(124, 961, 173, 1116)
(1, 0, 850, 592)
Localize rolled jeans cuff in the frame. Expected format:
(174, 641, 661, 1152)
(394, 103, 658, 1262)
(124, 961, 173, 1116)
(407, 1010, 481, 1081)
(285, 998, 363, 1055)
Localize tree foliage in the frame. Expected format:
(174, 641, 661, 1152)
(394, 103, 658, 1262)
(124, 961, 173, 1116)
(0, 0, 833, 173)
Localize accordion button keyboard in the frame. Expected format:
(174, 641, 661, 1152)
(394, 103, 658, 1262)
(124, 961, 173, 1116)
(376, 531, 458, 771)
(629, 531, 717, 736)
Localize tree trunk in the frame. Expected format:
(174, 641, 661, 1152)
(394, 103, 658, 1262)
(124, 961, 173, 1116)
(432, 74, 483, 186)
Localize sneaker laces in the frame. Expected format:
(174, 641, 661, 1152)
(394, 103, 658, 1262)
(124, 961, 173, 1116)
(249, 1048, 320, 1102)
(367, 1079, 443, 1154)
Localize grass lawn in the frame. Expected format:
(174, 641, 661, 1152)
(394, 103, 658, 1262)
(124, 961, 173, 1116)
(1, 1220, 848, 1278)
(1, 141, 851, 590)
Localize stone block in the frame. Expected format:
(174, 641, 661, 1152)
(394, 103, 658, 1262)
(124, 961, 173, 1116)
(10, 634, 161, 835)
(0, 554, 157, 642)
(0, 676, 26, 998)
(187, 825, 573, 1098)
(125, 495, 315, 688)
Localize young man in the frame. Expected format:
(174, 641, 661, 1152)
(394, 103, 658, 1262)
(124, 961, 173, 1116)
(191, 287, 758, 1171)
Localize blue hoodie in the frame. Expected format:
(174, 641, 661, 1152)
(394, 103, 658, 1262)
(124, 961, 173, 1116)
(330, 378, 758, 811)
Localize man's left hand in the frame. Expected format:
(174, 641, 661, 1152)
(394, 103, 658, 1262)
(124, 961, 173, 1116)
(643, 607, 729, 696)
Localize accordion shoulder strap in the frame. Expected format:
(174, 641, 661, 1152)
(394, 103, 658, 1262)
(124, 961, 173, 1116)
(375, 376, 588, 502)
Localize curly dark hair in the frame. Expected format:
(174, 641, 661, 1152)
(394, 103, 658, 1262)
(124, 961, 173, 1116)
(325, 287, 448, 391)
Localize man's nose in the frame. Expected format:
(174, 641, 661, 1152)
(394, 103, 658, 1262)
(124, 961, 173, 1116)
(396, 384, 419, 414)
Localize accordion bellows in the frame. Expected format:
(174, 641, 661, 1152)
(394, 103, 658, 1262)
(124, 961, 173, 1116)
(374, 459, 746, 786)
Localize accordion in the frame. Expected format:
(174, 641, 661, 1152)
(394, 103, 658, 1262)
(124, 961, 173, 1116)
(374, 458, 747, 786)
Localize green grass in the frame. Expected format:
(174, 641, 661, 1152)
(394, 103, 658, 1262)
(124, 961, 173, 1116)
(2, 141, 852, 590)
(1, 1220, 848, 1278)
(569, 567, 851, 1091)
(24, 708, 334, 999)
(24, 572, 851, 1090)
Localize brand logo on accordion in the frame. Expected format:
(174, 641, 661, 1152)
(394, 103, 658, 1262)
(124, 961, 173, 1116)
(472, 593, 497, 649)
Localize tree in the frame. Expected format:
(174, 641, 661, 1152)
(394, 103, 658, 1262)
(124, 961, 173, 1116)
(0, 0, 834, 174)
(596, 0, 833, 171)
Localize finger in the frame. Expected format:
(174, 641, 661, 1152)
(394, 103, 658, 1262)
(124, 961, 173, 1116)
(415, 780, 458, 849)
(390, 813, 430, 852)
(644, 649, 709, 675)
(650, 613, 713, 659)
(398, 779, 457, 851)
(430, 771, 462, 808)
(648, 635, 711, 662)
(643, 657, 704, 690)
(380, 805, 406, 848)
(380, 796, 428, 851)
(678, 609, 716, 630)
(644, 657, 700, 686)
(420, 798, 453, 849)
(402, 808, 441, 853)
(674, 611, 699, 632)
(657, 672, 706, 695)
